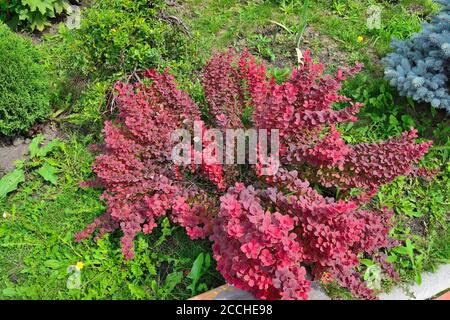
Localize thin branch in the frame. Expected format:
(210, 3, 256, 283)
(159, 12, 191, 38)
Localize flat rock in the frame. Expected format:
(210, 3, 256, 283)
(189, 282, 330, 300)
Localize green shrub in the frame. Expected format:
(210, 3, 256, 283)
(0, 23, 51, 136)
(65, 0, 194, 79)
(0, 0, 70, 32)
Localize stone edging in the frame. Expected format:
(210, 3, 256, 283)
(190, 264, 450, 300)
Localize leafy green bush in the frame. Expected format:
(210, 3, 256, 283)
(0, 0, 70, 31)
(65, 0, 194, 79)
(0, 24, 50, 136)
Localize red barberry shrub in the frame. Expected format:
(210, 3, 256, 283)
(78, 49, 432, 299)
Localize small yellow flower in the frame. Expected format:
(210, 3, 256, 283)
(357, 36, 364, 43)
(75, 261, 84, 270)
(111, 28, 117, 33)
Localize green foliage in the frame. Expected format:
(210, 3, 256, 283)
(0, 134, 63, 201)
(186, 252, 212, 296)
(360, 259, 382, 290)
(276, 0, 302, 15)
(27, 134, 63, 186)
(391, 239, 424, 285)
(0, 0, 69, 31)
(379, 166, 450, 285)
(32, 139, 62, 186)
(0, 137, 221, 299)
(268, 66, 291, 84)
(340, 76, 419, 142)
(299, 0, 434, 57)
(179, 0, 277, 52)
(63, 0, 193, 79)
(248, 34, 276, 61)
(63, 80, 111, 133)
(0, 24, 51, 136)
(40, 0, 199, 134)
(0, 0, 448, 300)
